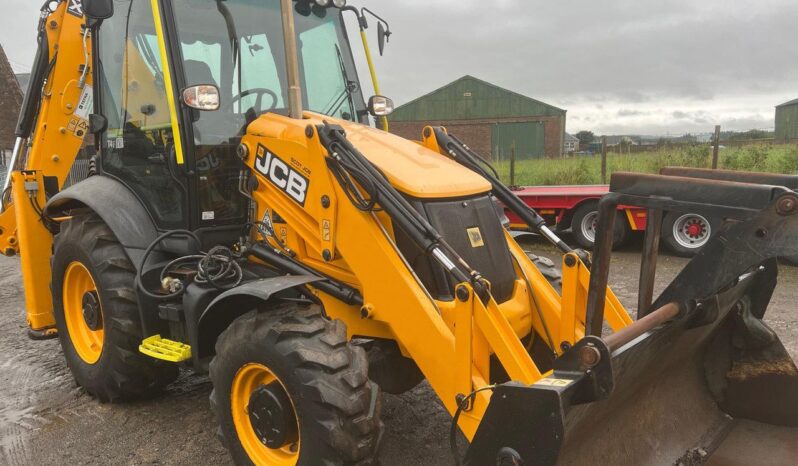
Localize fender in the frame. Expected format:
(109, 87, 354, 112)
(45, 175, 158, 267)
(193, 275, 321, 366)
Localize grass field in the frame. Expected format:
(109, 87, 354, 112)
(493, 143, 798, 186)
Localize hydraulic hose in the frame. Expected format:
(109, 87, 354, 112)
(432, 128, 575, 255)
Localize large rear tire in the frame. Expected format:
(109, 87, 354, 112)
(209, 305, 383, 465)
(52, 214, 178, 402)
(570, 202, 631, 250)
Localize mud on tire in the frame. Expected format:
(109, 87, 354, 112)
(52, 214, 179, 402)
(209, 304, 383, 465)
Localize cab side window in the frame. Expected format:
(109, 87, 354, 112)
(97, 0, 185, 228)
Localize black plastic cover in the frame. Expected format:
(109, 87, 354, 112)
(395, 195, 516, 303)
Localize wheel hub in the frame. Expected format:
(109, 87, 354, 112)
(81, 291, 102, 331)
(248, 381, 298, 449)
(686, 222, 704, 238)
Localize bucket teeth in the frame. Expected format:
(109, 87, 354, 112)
(139, 335, 191, 362)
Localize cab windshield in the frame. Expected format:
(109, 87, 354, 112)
(169, 0, 366, 225)
(171, 0, 367, 146)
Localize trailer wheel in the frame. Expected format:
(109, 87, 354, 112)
(662, 212, 718, 257)
(52, 214, 178, 402)
(570, 203, 631, 250)
(210, 305, 383, 465)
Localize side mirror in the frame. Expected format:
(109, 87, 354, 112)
(182, 85, 221, 111)
(368, 95, 394, 117)
(377, 22, 390, 56)
(89, 114, 108, 134)
(83, 0, 114, 20)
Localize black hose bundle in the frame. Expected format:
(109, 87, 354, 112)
(136, 230, 244, 301)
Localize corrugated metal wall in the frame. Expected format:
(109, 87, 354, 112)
(492, 122, 545, 159)
(776, 104, 798, 141)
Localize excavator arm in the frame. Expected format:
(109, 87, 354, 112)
(0, 0, 93, 334)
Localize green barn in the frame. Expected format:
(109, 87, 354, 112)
(389, 76, 566, 159)
(776, 98, 798, 142)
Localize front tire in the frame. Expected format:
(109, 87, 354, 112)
(210, 305, 383, 466)
(52, 214, 178, 401)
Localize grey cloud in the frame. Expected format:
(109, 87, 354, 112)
(2, 0, 792, 135)
(618, 109, 647, 117)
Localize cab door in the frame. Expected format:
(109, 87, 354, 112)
(94, 0, 188, 230)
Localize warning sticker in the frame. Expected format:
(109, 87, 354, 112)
(322, 220, 331, 242)
(67, 117, 89, 138)
(75, 85, 93, 120)
(67, 0, 84, 18)
(536, 378, 574, 388)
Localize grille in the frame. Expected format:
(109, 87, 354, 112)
(394, 195, 516, 303)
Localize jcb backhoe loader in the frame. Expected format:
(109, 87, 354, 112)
(3, 0, 798, 464)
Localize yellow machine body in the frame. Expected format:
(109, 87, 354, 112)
(4, 2, 798, 466)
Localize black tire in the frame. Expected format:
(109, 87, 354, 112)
(781, 255, 798, 267)
(662, 211, 720, 257)
(210, 305, 383, 466)
(366, 340, 424, 395)
(570, 202, 631, 250)
(526, 253, 562, 293)
(52, 214, 178, 402)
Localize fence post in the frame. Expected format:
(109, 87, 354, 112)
(601, 136, 608, 185)
(510, 141, 516, 187)
(711, 125, 721, 169)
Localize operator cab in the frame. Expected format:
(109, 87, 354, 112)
(93, 0, 367, 236)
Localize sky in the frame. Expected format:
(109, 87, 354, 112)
(2, 0, 795, 136)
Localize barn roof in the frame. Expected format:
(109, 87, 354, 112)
(777, 98, 798, 108)
(0, 44, 23, 149)
(390, 75, 565, 122)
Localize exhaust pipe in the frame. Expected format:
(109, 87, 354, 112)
(280, 0, 303, 119)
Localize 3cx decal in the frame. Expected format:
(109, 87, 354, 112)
(67, 0, 84, 17)
(254, 144, 310, 206)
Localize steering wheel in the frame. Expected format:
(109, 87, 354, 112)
(229, 88, 279, 114)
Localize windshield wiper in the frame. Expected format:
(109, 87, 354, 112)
(323, 45, 357, 119)
(216, 0, 242, 96)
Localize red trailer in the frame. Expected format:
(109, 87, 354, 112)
(505, 185, 721, 256)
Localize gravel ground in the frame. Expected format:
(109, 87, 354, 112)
(1, 238, 796, 466)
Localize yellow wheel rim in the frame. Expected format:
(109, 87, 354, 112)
(231, 363, 300, 466)
(63, 261, 104, 364)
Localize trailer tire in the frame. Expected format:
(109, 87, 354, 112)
(662, 212, 719, 257)
(52, 214, 178, 402)
(570, 202, 631, 250)
(210, 305, 383, 465)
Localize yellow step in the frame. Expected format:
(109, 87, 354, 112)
(139, 335, 192, 363)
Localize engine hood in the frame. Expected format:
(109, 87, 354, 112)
(332, 118, 492, 199)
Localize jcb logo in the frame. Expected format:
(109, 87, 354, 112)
(255, 144, 309, 206)
(67, 0, 84, 17)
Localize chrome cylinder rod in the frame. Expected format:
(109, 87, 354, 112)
(1, 137, 25, 211)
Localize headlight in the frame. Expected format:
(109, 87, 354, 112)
(367, 95, 394, 117)
(332, 0, 347, 7)
(314, 0, 330, 6)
